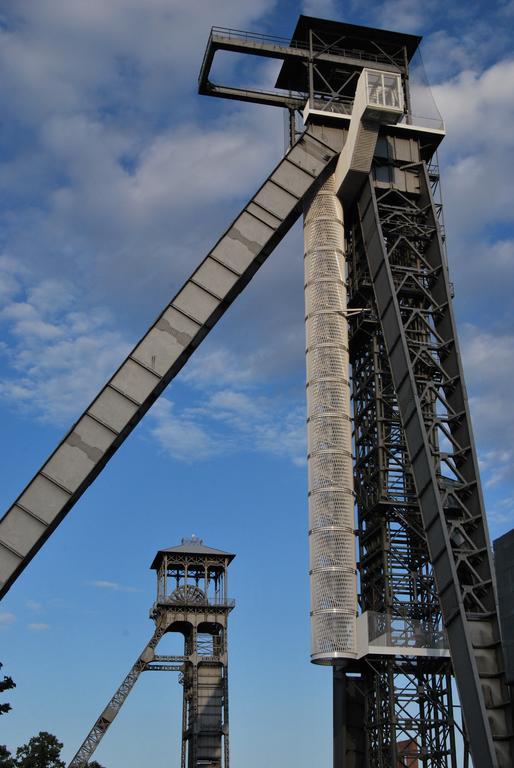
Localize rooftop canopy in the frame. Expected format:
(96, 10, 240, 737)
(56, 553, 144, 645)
(276, 15, 422, 92)
(150, 536, 236, 569)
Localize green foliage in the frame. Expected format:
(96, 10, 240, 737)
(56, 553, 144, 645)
(0, 745, 15, 768)
(0, 683, 107, 768)
(14, 732, 65, 768)
(0, 663, 16, 716)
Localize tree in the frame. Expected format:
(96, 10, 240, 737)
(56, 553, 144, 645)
(0, 745, 15, 768)
(15, 733, 65, 768)
(88, 762, 106, 768)
(0, 663, 15, 716)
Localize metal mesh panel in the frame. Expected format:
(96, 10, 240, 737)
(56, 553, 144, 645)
(311, 613, 355, 656)
(308, 415, 352, 453)
(305, 221, 345, 250)
(311, 529, 355, 568)
(304, 174, 357, 663)
(308, 454, 354, 490)
(307, 380, 349, 416)
(305, 191, 342, 222)
(305, 281, 345, 313)
(312, 570, 356, 610)
(305, 252, 343, 282)
(306, 314, 348, 347)
(309, 489, 354, 529)
(307, 346, 347, 379)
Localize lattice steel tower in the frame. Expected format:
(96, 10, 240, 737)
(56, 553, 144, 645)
(67, 537, 235, 768)
(152, 538, 234, 768)
(2, 14, 513, 768)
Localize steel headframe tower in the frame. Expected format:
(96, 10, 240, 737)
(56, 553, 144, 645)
(1, 14, 513, 768)
(197, 16, 513, 768)
(67, 537, 235, 768)
(152, 538, 235, 768)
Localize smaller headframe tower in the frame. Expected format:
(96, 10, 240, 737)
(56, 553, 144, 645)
(151, 537, 235, 768)
(67, 537, 235, 768)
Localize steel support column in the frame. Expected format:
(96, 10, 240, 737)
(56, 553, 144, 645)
(356, 171, 513, 767)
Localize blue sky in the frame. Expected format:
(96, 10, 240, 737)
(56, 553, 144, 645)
(1, 1, 513, 766)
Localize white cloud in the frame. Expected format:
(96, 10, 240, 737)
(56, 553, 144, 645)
(27, 622, 50, 632)
(2, 301, 63, 342)
(0, 0, 283, 327)
(149, 388, 306, 465)
(181, 347, 259, 389)
(132, 122, 275, 211)
(432, 60, 514, 241)
(0, 260, 131, 424)
(26, 600, 44, 613)
(88, 580, 141, 593)
(150, 398, 225, 462)
(376, 0, 433, 32)
(487, 491, 514, 528)
(423, 59, 514, 331)
(500, 0, 514, 16)
(0, 258, 307, 466)
(0, 109, 282, 329)
(0, 0, 276, 120)
(302, 0, 340, 18)
(460, 325, 514, 489)
(0, 4, 511, 494)
(0, 256, 24, 303)
(0, 611, 16, 628)
(433, 60, 514, 151)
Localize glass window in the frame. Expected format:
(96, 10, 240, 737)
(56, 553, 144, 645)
(383, 75, 400, 107)
(366, 71, 402, 110)
(367, 73, 383, 105)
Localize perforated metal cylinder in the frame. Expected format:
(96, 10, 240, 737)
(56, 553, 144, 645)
(304, 175, 357, 664)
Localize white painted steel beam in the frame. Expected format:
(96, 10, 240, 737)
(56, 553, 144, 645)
(332, 68, 404, 204)
(0, 124, 345, 599)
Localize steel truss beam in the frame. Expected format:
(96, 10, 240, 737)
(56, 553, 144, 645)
(0, 124, 345, 599)
(68, 623, 168, 767)
(356, 170, 513, 767)
(68, 609, 231, 767)
(361, 657, 457, 767)
(198, 27, 401, 111)
(349, 180, 456, 767)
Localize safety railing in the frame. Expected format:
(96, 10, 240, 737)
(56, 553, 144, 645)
(398, 113, 445, 131)
(153, 595, 235, 609)
(310, 96, 354, 115)
(208, 26, 396, 65)
(367, 611, 448, 650)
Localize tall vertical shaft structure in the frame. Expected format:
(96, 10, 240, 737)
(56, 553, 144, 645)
(198, 16, 514, 768)
(151, 539, 234, 768)
(304, 176, 357, 663)
(291, 19, 511, 768)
